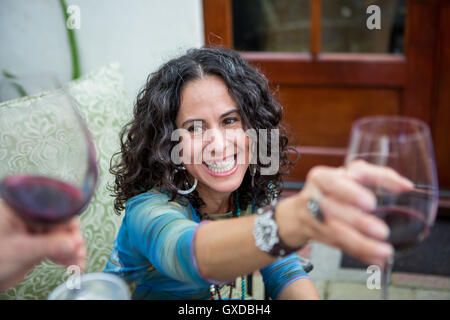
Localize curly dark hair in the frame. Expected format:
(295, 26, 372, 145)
(110, 46, 299, 215)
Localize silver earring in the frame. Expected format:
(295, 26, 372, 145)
(177, 177, 198, 195)
(176, 166, 198, 195)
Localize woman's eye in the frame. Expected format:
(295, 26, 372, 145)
(223, 117, 238, 125)
(188, 125, 203, 133)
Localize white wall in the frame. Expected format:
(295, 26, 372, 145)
(0, 0, 204, 101)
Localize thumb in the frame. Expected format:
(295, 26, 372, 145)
(17, 233, 77, 266)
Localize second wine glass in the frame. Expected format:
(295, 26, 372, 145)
(345, 116, 439, 300)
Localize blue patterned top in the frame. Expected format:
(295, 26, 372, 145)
(104, 189, 310, 299)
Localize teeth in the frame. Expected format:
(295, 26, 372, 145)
(205, 157, 236, 172)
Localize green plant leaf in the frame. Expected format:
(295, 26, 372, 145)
(2, 69, 28, 97)
(59, 0, 81, 80)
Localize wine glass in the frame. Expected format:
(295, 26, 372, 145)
(0, 77, 98, 231)
(345, 116, 439, 300)
(48, 273, 130, 300)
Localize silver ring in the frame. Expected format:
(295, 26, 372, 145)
(306, 198, 324, 222)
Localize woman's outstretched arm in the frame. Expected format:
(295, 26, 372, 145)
(194, 161, 412, 283)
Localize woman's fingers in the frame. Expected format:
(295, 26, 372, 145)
(346, 160, 414, 193)
(15, 224, 86, 268)
(300, 190, 393, 266)
(319, 196, 389, 240)
(302, 161, 408, 266)
(307, 166, 376, 211)
(323, 219, 393, 267)
(303, 201, 394, 266)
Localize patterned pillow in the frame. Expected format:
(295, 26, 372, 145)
(0, 63, 131, 299)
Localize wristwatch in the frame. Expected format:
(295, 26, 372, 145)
(253, 203, 301, 257)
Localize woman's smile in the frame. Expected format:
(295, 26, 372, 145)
(202, 154, 238, 177)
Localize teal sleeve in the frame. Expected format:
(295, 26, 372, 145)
(125, 193, 229, 286)
(260, 253, 310, 299)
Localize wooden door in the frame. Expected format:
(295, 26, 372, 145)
(203, 0, 450, 206)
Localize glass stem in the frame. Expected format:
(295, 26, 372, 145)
(381, 255, 394, 300)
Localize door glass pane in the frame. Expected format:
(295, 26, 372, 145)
(232, 0, 310, 52)
(322, 0, 406, 53)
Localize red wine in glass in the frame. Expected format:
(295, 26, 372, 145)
(0, 141, 97, 228)
(371, 187, 433, 252)
(373, 206, 427, 252)
(0, 175, 84, 224)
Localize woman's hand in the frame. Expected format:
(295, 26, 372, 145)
(0, 202, 86, 292)
(277, 160, 413, 267)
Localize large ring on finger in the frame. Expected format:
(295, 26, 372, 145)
(307, 198, 324, 222)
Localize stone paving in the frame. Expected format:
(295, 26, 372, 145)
(249, 242, 450, 300)
(274, 192, 450, 300)
(307, 242, 450, 300)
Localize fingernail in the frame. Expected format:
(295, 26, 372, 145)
(404, 178, 414, 189)
(375, 243, 393, 258)
(360, 194, 377, 211)
(369, 222, 390, 239)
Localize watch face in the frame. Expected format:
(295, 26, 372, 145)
(254, 211, 279, 252)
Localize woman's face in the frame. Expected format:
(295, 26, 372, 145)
(175, 75, 250, 195)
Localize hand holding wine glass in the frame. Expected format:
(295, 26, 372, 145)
(284, 116, 436, 300)
(0, 80, 97, 292)
(345, 116, 439, 299)
(294, 160, 411, 267)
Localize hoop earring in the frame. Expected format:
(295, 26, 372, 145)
(178, 178, 198, 195)
(176, 166, 198, 195)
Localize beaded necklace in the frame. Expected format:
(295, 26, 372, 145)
(197, 191, 246, 300)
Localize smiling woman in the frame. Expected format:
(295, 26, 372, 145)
(105, 46, 403, 300)
(109, 47, 294, 218)
(175, 75, 250, 198)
